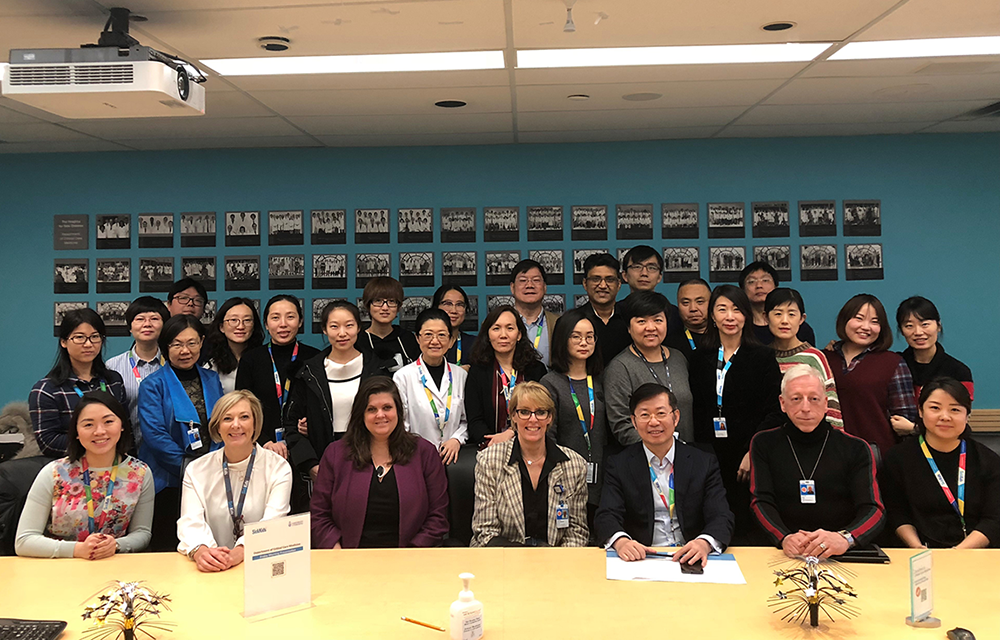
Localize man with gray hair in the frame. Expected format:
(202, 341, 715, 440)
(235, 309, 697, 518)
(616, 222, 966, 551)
(749, 364, 884, 557)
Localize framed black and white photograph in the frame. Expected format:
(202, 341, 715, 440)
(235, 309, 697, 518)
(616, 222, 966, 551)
(616, 204, 654, 240)
(487, 295, 515, 310)
(483, 206, 519, 242)
(181, 257, 216, 292)
(708, 246, 746, 283)
(96, 258, 131, 294)
(662, 203, 699, 239)
(844, 200, 881, 236)
(573, 294, 590, 309)
(312, 254, 347, 289)
(268, 210, 304, 246)
(225, 211, 261, 247)
(542, 294, 566, 315)
(97, 301, 129, 337)
(180, 212, 216, 248)
(571, 205, 608, 241)
(53, 302, 88, 336)
(96, 214, 131, 250)
(799, 201, 837, 237)
(527, 206, 563, 242)
(440, 207, 477, 243)
(572, 249, 605, 285)
(224, 256, 260, 291)
(485, 251, 521, 286)
(357, 297, 371, 324)
(54, 259, 88, 294)
(398, 208, 434, 244)
(202, 300, 217, 326)
(356, 253, 391, 289)
(400, 297, 431, 332)
(663, 247, 700, 283)
(399, 252, 435, 288)
(617, 247, 630, 264)
(138, 214, 173, 248)
(311, 298, 336, 333)
(355, 208, 390, 244)
(139, 257, 174, 293)
(752, 202, 790, 238)
(310, 209, 346, 245)
(845, 243, 884, 280)
(529, 249, 564, 285)
(753, 245, 791, 282)
(800, 244, 838, 281)
(461, 295, 479, 333)
(269, 255, 305, 290)
(708, 203, 746, 239)
(441, 251, 477, 287)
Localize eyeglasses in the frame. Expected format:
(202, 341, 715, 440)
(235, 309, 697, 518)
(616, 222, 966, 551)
(371, 299, 399, 309)
(569, 333, 596, 345)
(173, 294, 206, 308)
(168, 339, 202, 351)
(514, 408, 551, 420)
(439, 301, 467, 310)
(745, 277, 774, 287)
(67, 334, 103, 345)
(515, 277, 545, 286)
(626, 263, 661, 274)
(419, 331, 452, 342)
(585, 276, 619, 286)
(633, 410, 676, 423)
(224, 318, 254, 327)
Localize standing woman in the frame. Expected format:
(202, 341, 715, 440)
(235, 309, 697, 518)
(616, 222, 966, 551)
(432, 285, 477, 368)
(30, 309, 127, 457)
(358, 277, 419, 373)
(880, 378, 999, 548)
(690, 285, 781, 544)
(15, 392, 154, 558)
(310, 377, 449, 548)
(541, 308, 607, 529)
(465, 305, 547, 448)
(138, 315, 224, 551)
(236, 295, 320, 459)
(206, 297, 264, 394)
(896, 296, 974, 401)
(824, 294, 917, 453)
(604, 291, 694, 446)
(393, 308, 468, 465)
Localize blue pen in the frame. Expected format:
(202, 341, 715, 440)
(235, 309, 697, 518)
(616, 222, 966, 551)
(646, 551, 673, 559)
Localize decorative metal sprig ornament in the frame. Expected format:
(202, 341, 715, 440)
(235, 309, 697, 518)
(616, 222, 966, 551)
(769, 556, 859, 627)
(81, 581, 174, 640)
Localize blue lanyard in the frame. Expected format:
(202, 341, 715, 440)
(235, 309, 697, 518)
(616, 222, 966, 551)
(74, 380, 107, 397)
(223, 447, 257, 541)
(267, 342, 299, 408)
(716, 348, 734, 413)
(919, 436, 967, 536)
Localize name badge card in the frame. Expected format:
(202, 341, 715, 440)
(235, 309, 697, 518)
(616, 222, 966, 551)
(713, 417, 727, 438)
(244, 513, 311, 618)
(555, 504, 569, 529)
(586, 462, 598, 484)
(906, 550, 940, 628)
(799, 480, 816, 504)
(186, 424, 203, 450)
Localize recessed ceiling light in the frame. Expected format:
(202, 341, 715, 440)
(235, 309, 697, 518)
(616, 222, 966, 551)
(567, 94, 590, 100)
(202, 50, 506, 76)
(516, 43, 832, 68)
(258, 36, 291, 52)
(435, 100, 467, 108)
(829, 35, 1000, 60)
(622, 92, 662, 101)
(762, 21, 795, 32)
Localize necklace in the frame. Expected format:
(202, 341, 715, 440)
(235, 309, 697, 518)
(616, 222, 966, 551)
(523, 453, 546, 466)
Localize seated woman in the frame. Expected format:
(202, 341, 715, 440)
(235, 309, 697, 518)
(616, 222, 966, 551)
(880, 378, 999, 549)
(138, 314, 225, 552)
(205, 297, 264, 394)
(357, 277, 419, 373)
(310, 377, 449, 548)
(178, 390, 292, 572)
(432, 284, 477, 368)
(15, 392, 153, 558)
(471, 382, 588, 547)
(393, 308, 468, 465)
(465, 305, 547, 448)
(29, 308, 127, 457)
(896, 296, 974, 401)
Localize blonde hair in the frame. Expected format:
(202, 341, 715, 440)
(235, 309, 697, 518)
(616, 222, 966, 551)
(208, 389, 264, 443)
(509, 381, 555, 415)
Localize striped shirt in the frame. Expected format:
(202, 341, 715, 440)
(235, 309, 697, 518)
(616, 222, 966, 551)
(28, 371, 127, 457)
(773, 343, 844, 430)
(106, 346, 164, 447)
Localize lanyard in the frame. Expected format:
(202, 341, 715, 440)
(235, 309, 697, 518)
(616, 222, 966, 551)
(127, 347, 165, 384)
(716, 348, 735, 414)
(684, 329, 696, 351)
(81, 456, 119, 535)
(919, 436, 966, 536)
(787, 430, 830, 481)
(223, 447, 257, 541)
(417, 357, 453, 437)
(267, 342, 299, 408)
(499, 366, 517, 403)
(635, 345, 671, 388)
(648, 461, 675, 519)
(531, 313, 545, 350)
(568, 375, 594, 452)
(455, 334, 462, 366)
(74, 380, 107, 397)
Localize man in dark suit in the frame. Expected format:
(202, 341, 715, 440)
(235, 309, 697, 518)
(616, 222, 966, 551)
(595, 382, 734, 566)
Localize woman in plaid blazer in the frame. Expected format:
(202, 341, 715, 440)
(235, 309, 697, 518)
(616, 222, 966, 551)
(471, 382, 588, 547)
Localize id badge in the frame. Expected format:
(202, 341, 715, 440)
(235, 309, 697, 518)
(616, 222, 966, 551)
(186, 423, 203, 450)
(274, 427, 284, 443)
(586, 462, 598, 484)
(713, 416, 728, 438)
(799, 479, 816, 504)
(555, 504, 569, 529)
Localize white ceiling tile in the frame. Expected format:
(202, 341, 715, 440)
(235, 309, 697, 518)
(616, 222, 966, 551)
(518, 107, 746, 131)
(518, 126, 722, 144)
(223, 69, 510, 92)
(857, 0, 1000, 41)
(288, 112, 513, 136)
(0, 122, 95, 143)
(716, 122, 931, 138)
(0, 0, 103, 18)
(737, 101, 992, 125)
(517, 79, 786, 112)
(515, 63, 809, 85)
(61, 116, 304, 139)
(249, 86, 511, 117)
(316, 132, 515, 147)
(0, 103, 49, 124)
(119, 135, 324, 150)
(0, 139, 129, 153)
(125, 0, 394, 11)
(920, 119, 1000, 133)
(766, 75, 1000, 105)
(801, 57, 1000, 78)
(204, 91, 276, 118)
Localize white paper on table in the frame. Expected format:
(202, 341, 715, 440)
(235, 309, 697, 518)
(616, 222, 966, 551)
(244, 513, 312, 618)
(605, 550, 747, 584)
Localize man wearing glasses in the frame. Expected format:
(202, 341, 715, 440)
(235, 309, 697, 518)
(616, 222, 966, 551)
(509, 260, 559, 366)
(577, 253, 630, 367)
(617, 246, 683, 344)
(166, 278, 209, 319)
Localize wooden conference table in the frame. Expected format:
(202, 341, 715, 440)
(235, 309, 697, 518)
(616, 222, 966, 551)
(3, 547, 997, 639)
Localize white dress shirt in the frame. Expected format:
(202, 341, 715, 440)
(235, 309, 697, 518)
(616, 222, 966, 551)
(393, 359, 468, 447)
(106, 346, 164, 445)
(324, 355, 363, 433)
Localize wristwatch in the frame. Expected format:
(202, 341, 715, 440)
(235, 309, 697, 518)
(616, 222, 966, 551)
(838, 530, 856, 549)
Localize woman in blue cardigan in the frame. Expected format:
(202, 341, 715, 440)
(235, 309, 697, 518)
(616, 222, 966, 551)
(138, 314, 224, 551)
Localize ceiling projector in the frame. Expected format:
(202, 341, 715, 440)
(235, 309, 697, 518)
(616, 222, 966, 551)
(1, 8, 206, 119)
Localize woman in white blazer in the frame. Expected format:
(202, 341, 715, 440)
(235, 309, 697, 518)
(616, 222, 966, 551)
(393, 309, 468, 465)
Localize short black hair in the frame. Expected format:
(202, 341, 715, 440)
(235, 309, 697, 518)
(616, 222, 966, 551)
(125, 296, 170, 325)
(621, 245, 663, 271)
(835, 293, 892, 352)
(158, 313, 206, 354)
(738, 261, 780, 289)
(915, 377, 972, 437)
(263, 294, 304, 324)
(764, 287, 806, 315)
(66, 391, 134, 462)
(414, 308, 452, 335)
(432, 284, 470, 310)
(168, 277, 208, 303)
(321, 299, 362, 328)
(548, 308, 604, 376)
(629, 382, 678, 414)
(623, 290, 669, 323)
(583, 253, 621, 278)
(896, 296, 941, 332)
(510, 259, 547, 284)
(677, 277, 710, 291)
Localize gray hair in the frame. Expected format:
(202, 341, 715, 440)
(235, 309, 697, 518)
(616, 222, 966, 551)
(780, 364, 826, 396)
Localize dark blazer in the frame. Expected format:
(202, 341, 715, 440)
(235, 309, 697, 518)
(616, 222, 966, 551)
(283, 347, 389, 473)
(465, 359, 548, 446)
(310, 437, 449, 548)
(595, 441, 734, 549)
(235, 342, 320, 444)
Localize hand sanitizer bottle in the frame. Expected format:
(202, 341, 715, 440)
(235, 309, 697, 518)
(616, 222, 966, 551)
(449, 572, 484, 640)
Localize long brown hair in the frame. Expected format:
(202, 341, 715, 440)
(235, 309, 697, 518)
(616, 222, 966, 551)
(343, 376, 417, 470)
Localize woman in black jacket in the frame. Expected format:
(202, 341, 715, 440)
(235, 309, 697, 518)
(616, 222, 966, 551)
(690, 285, 781, 544)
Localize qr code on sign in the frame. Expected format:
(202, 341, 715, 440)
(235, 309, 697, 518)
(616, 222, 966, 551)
(272, 561, 285, 577)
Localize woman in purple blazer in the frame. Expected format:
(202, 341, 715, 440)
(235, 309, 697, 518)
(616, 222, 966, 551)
(310, 376, 450, 548)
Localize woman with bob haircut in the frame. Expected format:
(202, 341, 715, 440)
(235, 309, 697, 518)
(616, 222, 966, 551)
(896, 296, 974, 402)
(357, 277, 419, 373)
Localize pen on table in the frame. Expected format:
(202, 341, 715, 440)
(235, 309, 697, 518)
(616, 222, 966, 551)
(401, 616, 446, 632)
(646, 551, 673, 559)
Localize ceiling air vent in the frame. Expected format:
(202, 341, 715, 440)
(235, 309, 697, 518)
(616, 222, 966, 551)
(954, 100, 1000, 120)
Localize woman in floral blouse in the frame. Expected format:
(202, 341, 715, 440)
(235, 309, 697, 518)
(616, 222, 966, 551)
(15, 391, 155, 558)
